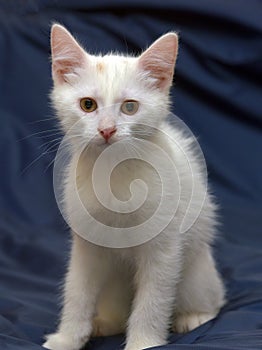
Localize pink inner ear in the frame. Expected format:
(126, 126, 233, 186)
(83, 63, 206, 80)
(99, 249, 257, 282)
(51, 25, 86, 84)
(138, 33, 178, 91)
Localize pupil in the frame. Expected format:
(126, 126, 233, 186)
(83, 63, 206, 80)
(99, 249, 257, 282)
(85, 99, 93, 109)
(126, 102, 134, 112)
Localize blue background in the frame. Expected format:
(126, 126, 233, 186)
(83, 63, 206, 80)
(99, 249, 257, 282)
(0, 1, 262, 349)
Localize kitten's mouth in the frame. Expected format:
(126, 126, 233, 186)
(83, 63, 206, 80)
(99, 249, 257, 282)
(95, 137, 117, 147)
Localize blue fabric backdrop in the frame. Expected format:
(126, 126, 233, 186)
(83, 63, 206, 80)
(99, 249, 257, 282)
(0, 1, 262, 349)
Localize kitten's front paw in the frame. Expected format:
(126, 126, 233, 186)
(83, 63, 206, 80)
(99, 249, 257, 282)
(43, 332, 86, 350)
(173, 312, 216, 333)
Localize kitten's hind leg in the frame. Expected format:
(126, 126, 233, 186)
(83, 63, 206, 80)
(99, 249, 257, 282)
(173, 245, 225, 333)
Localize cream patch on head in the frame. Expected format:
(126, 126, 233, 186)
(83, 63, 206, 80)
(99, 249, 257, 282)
(96, 62, 105, 73)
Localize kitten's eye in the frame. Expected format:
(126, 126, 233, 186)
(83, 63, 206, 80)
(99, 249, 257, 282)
(121, 100, 139, 115)
(80, 98, 97, 113)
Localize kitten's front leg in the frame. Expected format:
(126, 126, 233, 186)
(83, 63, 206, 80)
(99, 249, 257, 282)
(125, 240, 181, 350)
(43, 234, 109, 350)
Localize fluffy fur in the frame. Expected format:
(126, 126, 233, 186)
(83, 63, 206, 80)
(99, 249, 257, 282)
(43, 24, 225, 350)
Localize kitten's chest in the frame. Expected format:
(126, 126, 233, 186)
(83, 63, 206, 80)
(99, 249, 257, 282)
(69, 158, 162, 227)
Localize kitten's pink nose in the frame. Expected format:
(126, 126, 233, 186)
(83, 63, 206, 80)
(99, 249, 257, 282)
(98, 126, 117, 142)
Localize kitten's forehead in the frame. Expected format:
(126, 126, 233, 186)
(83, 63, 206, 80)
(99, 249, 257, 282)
(94, 54, 136, 75)
(84, 54, 139, 101)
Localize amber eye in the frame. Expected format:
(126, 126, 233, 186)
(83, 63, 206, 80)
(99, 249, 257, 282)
(121, 100, 139, 115)
(80, 98, 97, 113)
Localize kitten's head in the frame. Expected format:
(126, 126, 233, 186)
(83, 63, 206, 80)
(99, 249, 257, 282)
(50, 24, 178, 149)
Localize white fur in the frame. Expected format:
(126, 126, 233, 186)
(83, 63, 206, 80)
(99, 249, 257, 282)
(43, 25, 225, 350)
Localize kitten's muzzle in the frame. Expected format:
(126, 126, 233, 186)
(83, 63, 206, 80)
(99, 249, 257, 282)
(98, 126, 117, 142)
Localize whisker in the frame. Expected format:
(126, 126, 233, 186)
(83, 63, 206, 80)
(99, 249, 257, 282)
(42, 134, 84, 152)
(39, 136, 64, 150)
(27, 117, 57, 124)
(44, 148, 70, 173)
(45, 136, 86, 174)
(20, 151, 49, 175)
(43, 142, 64, 154)
(44, 158, 56, 173)
(21, 134, 84, 175)
(17, 128, 61, 142)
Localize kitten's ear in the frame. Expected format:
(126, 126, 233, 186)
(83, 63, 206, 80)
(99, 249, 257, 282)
(138, 33, 178, 91)
(51, 24, 87, 84)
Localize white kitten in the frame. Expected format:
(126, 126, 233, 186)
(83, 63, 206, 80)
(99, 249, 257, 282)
(43, 24, 225, 350)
